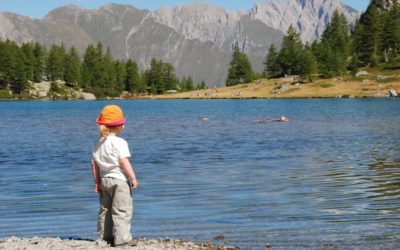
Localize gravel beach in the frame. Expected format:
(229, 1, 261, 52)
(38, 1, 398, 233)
(0, 237, 239, 250)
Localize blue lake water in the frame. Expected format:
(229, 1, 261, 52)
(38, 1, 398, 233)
(0, 99, 399, 249)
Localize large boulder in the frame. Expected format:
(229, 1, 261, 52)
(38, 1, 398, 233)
(30, 82, 51, 98)
(389, 89, 398, 97)
(75, 91, 96, 100)
(356, 70, 369, 76)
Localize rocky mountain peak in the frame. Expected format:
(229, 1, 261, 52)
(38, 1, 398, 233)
(45, 4, 82, 18)
(98, 3, 137, 14)
(44, 4, 84, 25)
(250, 0, 359, 42)
(154, 2, 242, 45)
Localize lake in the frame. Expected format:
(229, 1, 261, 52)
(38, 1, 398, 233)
(0, 99, 399, 249)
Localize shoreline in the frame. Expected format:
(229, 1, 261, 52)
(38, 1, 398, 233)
(2, 73, 400, 101)
(0, 237, 239, 250)
(1, 95, 399, 101)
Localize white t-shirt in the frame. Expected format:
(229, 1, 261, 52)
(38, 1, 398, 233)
(92, 134, 131, 182)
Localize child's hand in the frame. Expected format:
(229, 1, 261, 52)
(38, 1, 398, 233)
(130, 179, 139, 189)
(94, 183, 101, 193)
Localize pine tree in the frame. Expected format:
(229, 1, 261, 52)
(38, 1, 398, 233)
(316, 10, 350, 77)
(0, 41, 9, 88)
(179, 76, 187, 91)
(264, 43, 281, 78)
(21, 42, 35, 82)
(0, 41, 14, 89)
(94, 42, 108, 87)
(141, 59, 178, 94)
(185, 76, 194, 91)
(357, 4, 384, 65)
(163, 63, 177, 91)
(146, 58, 171, 94)
(46, 43, 67, 81)
(33, 42, 45, 82)
(225, 53, 238, 86)
(154, 60, 165, 94)
(321, 11, 350, 54)
(81, 44, 97, 88)
(64, 46, 81, 87)
(349, 20, 363, 70)
(0, 40, 27, 92)
(125, 59, 141, 93)
(9, 41, 28, 94)
(11, 50, 28, 94)
(225, 45, 254, 86)
(114, 60, 127, 93)
(199, 80, 207, 89)
(277, 25, 304, 76)
(103, 46, 116, 89)
(81, 43, 108, 90)
(146, 58, 158, 93)
(382, 1, 400, 62)
(141, 69, 150, 93)
(299, 44, 317, 80)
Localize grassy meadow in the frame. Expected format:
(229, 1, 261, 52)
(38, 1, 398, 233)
(157, 69, 400, 99)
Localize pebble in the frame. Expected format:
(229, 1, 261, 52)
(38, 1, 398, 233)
(0, 237, 239, 250)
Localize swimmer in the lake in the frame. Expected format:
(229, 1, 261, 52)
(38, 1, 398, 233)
(256, 116, 289, 124)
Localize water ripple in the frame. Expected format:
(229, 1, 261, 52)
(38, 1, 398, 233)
(0, 99, 400, 249)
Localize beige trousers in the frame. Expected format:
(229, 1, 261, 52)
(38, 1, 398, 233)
(97, 177, 133, 245)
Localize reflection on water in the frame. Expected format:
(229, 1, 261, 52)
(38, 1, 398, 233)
(0, 99, 399, 249)
(367, 158, 400, 213)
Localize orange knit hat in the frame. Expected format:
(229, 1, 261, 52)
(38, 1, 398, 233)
(96, 105, 126, 126)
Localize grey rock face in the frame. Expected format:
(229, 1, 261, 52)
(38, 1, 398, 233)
(250, 0, 360, 42)
(0, 1, 359, 86)
(154, 2, 284, 82)
(154, 3, 242, 47)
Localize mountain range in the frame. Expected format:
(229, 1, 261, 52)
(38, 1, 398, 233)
(0, 0, 360, 86)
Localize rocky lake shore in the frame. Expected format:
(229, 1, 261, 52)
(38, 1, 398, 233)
(0, 237, 241, 250)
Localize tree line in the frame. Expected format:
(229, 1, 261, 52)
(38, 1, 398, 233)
(226, 1, 400, 85)
(0, 41, 204, 97)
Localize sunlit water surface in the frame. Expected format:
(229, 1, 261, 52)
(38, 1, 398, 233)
(0, 99, 399, 249)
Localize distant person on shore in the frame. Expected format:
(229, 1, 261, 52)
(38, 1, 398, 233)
(256, 116, 289, 124)
(91, 104, 139, 247)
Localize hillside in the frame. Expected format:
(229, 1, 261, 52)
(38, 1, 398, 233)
(157, 70, 400, 99)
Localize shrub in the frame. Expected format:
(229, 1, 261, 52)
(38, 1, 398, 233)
(0, 89, 12, 99)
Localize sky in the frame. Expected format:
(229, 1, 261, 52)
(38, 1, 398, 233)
(0, 0, 370, 19)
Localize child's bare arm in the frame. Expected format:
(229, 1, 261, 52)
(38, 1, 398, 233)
(119, 158, 138, 188)
(91, 160, 101, 193)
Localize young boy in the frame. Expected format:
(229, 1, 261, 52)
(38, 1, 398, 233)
(91, 104, 138, 247)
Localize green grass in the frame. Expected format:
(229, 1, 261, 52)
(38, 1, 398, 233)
(320, 83, 335, 88)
